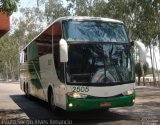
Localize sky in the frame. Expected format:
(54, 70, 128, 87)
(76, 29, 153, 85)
(10, 0, 160, 70)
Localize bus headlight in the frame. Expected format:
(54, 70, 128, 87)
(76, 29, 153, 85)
(67, 92, 88, 98)
(122, 89, 134, 96)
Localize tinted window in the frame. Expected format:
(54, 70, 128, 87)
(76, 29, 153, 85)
(66, 43, 134, 84)
(63, 21, 128, 43)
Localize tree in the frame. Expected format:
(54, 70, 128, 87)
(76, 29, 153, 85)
(0, 34, 19, 80)
(45, 0, 70, 24)
(135, 62, 149, 85)
(12, 7, 44, 46)
(0, 0, 18, 15)
(92, 1, 109, 17)
(0, 7, 44, 81)
(67, 0, 97, 16)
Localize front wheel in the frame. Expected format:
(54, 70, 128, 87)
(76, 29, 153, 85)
(49, 91, 57, 112)
(25, 83, 30, 98)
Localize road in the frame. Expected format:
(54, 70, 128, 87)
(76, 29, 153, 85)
(0, 82, 160, 125)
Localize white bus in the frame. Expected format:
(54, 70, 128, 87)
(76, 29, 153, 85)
(20, 16, 146, 111)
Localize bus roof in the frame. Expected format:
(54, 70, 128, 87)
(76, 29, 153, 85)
(55, 16, 123, 23)
(21, 16, 123, 51)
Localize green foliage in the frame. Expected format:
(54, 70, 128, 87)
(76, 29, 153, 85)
(135, 62, 149, 78)
(0, 0, 18, 15)
(67, 0, 97, 16)
(0, 7, 44, 80)
(45, 0, 70, 24)
(0, 34, 19, 79)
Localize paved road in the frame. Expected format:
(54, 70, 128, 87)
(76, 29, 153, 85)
(0, 82, 160, 125)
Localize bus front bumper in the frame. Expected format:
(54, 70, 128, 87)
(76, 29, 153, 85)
(66, 93, 135, 111)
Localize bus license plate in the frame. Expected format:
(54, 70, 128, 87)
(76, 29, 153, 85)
(100, 102, 111, 107)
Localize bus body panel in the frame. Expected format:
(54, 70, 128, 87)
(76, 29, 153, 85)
(39, 54, 59, 101)
(39, 54, 66, 109)
(66, 83, 135, 97)
(65, 83, 135, 111)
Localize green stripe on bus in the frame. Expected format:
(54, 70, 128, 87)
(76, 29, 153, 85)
(31, 79, 42, 89)
(66, 93, 135, 111)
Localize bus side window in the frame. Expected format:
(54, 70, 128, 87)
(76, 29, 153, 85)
(36, 36, 52, 57)
(53, 23, 64, 83)
(24, 52, 27, 62)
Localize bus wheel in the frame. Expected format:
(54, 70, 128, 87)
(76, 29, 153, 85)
(25, 83, 30, 98)
(49, 90, 56, 112)
(23, 82, 26, 93)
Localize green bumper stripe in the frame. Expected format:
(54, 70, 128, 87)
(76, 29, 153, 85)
(31, 79, 42, 89)
(66, 93, 135, 111)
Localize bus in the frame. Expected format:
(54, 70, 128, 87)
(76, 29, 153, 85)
(20, 16, 146, 111)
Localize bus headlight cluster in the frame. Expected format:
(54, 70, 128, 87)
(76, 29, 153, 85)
(122, 89, 134, 96)
(67, 92, 88, 98)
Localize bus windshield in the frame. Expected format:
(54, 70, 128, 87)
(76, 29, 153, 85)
(63, 20, 128, 43)
(66, 43, 134, 84)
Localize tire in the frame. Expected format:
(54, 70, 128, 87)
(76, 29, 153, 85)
(49, 90, 57, 112)
(25, 83, 30, 98)
(23, 82, 26, 92)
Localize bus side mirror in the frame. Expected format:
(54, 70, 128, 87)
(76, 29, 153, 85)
(59, 39, 68, 63)
(20, 51, 25, 64)
(134, 40, 146, 63)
